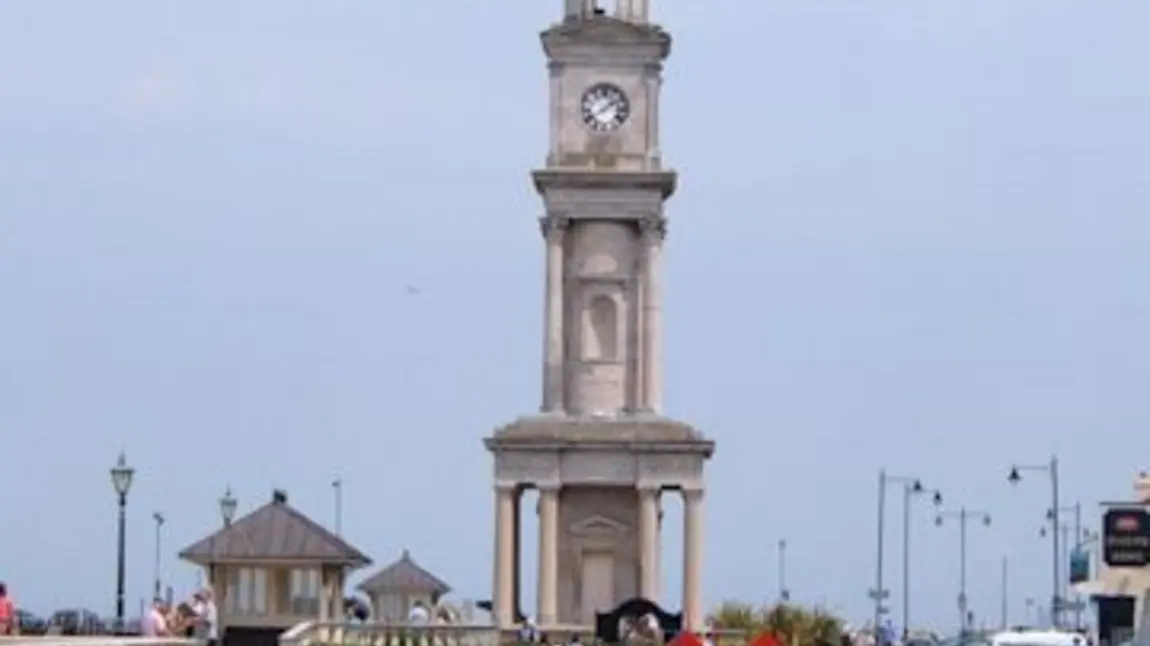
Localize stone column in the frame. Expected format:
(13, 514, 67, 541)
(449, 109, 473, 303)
(638, 487, 661, 600)
(318, 566, 331, 622)
(656, 503, 664, 600)
(537, 486, 560, 625)
(644, 73, 661, 167)
(682, 489, 704, 632)
(549, 63, 563, 163)
(641, 217, 665, 413)
(540, 215, 568, 413)
(493, 485, 516, 628)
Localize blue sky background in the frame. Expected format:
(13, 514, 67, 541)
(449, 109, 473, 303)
(2, 0, 1149, 631)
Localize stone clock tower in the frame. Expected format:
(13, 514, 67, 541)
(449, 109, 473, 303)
(484, 0, 714, 632)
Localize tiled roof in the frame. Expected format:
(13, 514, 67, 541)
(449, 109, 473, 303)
(357, 550, 451, 595)
(177, 490, 372, 568)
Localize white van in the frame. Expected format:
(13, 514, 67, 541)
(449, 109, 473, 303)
(991, 630, 1089, 646)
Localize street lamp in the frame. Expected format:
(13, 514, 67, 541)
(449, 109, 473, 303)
(778, 539, 790, 602)
(109, 452, 135, 633)
(874, 470, 943, 640)
(219, 487, 237, 526)
(1008, 456, 1061, 627)
(152, 512, 165, 599)
(936, 507, 992, 635)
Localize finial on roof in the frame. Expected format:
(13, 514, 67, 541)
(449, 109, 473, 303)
(272, 489, 288, 504)
(401, 548, 410, 559)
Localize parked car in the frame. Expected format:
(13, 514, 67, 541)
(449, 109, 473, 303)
(15, 609, 47, 635)
(48, 609, 104, 635)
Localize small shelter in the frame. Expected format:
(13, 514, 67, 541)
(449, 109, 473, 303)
(178, 489, 372, 645)
(357, 549, 452, 621)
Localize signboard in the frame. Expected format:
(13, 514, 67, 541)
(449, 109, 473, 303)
(1103, 508, 1150, 567)
(1069, 547, 1090, 583)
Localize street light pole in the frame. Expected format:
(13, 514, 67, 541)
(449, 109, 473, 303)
(874, 470, 940, 641)
(874, 469, 888, 634)
(1001, 555, 1009, 630)
(333, 478, 343, 537)
(1008, 456, 1061, 627)
(152, 512, 165, 599)
(936, 506, 992, 635)
(109, 452, 135, 633)
(778, 539, 789, 602)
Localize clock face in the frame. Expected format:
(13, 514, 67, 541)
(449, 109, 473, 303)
(581, 83, 630, 132)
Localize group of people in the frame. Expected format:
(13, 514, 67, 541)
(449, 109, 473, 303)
(143, 586, 219, 646)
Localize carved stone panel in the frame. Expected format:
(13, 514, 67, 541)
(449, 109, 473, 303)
(637, 453, 703, 489)
(561, 452, 637, 485)
(495, 451, 560, 487)
(570, 514, 631, 538)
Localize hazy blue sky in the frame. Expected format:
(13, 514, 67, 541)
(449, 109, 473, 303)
(2, 0, 1149, 631)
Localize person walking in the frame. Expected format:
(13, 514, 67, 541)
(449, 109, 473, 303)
(190, 588, 219, 646)
(0, 583, 15, 635)
(143, 598, 170, 637)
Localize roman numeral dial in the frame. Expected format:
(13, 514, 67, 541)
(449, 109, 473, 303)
(580, 83, 630, 132)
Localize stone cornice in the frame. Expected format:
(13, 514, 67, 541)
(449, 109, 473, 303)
(533, 168, 677, 199)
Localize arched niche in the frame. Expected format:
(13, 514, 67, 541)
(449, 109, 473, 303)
(583, 293, 620, 361)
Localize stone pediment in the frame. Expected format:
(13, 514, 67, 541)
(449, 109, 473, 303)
(542, 16, 672, 60)
(570, 514, 630, 537)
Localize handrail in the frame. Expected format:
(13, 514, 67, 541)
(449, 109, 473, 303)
(277, 621, 754, 646)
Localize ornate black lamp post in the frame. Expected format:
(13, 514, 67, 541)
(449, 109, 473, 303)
(220, 487, 237, 526)
(109, 452, 135, 632)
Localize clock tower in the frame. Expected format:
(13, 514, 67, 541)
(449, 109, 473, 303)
(485, 0, 714, 632)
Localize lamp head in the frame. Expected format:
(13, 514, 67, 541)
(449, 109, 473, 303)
(982, 515, 992, 526)
(935, 515, 944, 527)
(1008, 466, 1021, 484)
(1040, 527, 1048, 538)
(110, 451, 135, 497)
(932, 491, 944, 506)
(1045, 508, 1055, 521)
(912, 480, 924, 493)
(219, 486, 238, 525)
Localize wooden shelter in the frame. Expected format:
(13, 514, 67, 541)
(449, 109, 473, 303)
(356, 549, 452, 621)
(178, 489, 372, 645)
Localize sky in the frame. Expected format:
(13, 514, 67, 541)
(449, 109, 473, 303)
(2, 0, 1150, 632)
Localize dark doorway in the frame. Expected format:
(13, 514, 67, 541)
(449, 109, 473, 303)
(595, 597, 682, 643)
(1095, 595, 1135, 646)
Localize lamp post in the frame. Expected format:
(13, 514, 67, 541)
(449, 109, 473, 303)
(152, 512, 165, 599)
(1000, 555, 1009, 630)
(109, 452, 135, 633)
(332, 478, 343, 537)
(873, 470, 942, 640)
(935, 506, 992, 635)
(778, 539, 789, 602)
(219, 487, 237, 526)
(1008, 456, 1061, 627)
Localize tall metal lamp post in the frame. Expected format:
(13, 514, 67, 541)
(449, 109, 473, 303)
(152, 512, 165, 599)
(935, 507, 992, 635)
(109, 452, 135, 633)
(1041, 502, 1083, 628)
(1008, 456, 1061, 627)
(874, 469, 942, 640)
(778, 539, 790, 602)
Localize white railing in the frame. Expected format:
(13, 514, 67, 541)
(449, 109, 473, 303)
(277, 622, 754, 646)
(279, 622, 504, 646)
